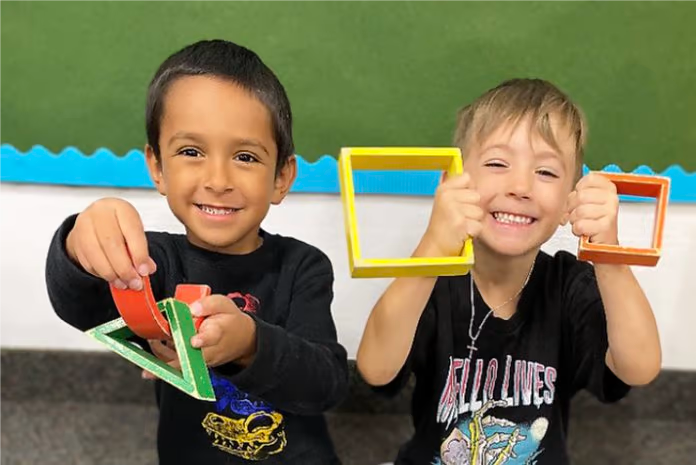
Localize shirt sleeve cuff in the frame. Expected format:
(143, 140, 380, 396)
(213, 313, 289, 395)
(596, 364, 631, 403)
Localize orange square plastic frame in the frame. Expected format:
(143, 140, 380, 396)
(577, 172, 670, 266)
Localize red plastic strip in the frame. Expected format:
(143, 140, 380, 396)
(174, 284, 211, 331)
(109, 276, 170, 339)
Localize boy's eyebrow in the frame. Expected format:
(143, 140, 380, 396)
(481, 143, 514, 155)
(168, 132, 206, 146)
(484, 144, 512, 152)
(535, 150, 563, 162)
(483, 144, 563, 161)
(235, 138, 270, 157)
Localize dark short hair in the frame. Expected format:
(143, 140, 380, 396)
(146, 39, 294, 172)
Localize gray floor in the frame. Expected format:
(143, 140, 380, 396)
(2, 401, 695, 465)
(2, 350, 695, 464)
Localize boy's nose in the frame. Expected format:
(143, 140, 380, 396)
(506, 173, 533, 200)
(203, 160, 234, 193)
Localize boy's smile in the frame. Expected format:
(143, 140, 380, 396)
(195, 203, 242, 220)
(145, 76, 295, 254)
(491, 211, 536, 226)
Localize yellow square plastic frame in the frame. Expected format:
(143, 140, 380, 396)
(338, 147, 474, 278)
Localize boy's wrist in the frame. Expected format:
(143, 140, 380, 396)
(592, 261, 631, 277)
(415, 234, 449, 258)
(233, 312, 258, 367)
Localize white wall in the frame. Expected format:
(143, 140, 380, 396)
(1, 183, 694, 370)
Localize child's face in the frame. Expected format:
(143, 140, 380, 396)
(146, 76, 295, 254)
(463, 115, 576, 258)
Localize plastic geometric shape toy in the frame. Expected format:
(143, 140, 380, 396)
(109, 276, 170, 340)
(174, 283, 212, 332)
(87, 281, 216, 401)
(577, 172, 670, 267)
(338, 147, 474, 278)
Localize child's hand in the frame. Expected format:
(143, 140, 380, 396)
(141, 296, 257, 380)
(189, 295, 258, 368)
(66, 197, 156, 290)
(420, 172, 484, 257)
(568, 173, 620, 245)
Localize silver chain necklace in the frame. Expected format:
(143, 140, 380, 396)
(467, 259, 536, 360)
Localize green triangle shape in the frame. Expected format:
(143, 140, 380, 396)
(87, 298, 215, 401)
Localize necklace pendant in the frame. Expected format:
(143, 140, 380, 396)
(467, 343, 477, 360)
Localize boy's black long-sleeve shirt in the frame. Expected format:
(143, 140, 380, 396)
(46, 215, 348, 464)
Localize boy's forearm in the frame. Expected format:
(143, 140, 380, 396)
(218, 318, 349, 415)
(218, 255, 349, 415)
(594, 263, 661, 385)
(357, 275, 435, 386)
(357, 240, 439, 386)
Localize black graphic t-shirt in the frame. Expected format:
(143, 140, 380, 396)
(46, 215, 348, 464)
(376, 250, 630, 465)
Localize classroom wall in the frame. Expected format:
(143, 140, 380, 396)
(2, 2, 694, 371)
(1, 183, 694, 371)
(2, 1, 695, 170)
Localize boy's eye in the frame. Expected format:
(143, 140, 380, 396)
(484, 161, 507, 168)
(178, 148, 202, 157)
(537, 169, 559, 179)
(235, 152, 258, 163)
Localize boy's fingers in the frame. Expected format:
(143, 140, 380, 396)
(451, 190, 481, 206)
(461, 204, 485, 222)
(191, 321, 223, 349)
(442, 172, 473, 190)
(572, 219, 602, 238)
(116, 206, 153, 277)
(576, 188, 612, 206)
(91, 211, 141, 288)
(567, 190, 576, 208)
(568, 188, 617, 219)
(465, 220, 483, 239)
(97, 215, 143, 289)
(575, 173, 597, 189)
(149, 339, 177, 361)
(148, 257, 158, 275)
(82, 227, 121, 283)
(577, 172, 616, 192)
(190, 295, 239, 318)
(570, 204, 607, 224)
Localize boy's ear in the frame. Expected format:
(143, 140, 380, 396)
(145, 144, 166, 196)
(271, 155, 297, 205)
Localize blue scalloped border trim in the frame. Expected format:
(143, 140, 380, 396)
(1, 144, 694, 202)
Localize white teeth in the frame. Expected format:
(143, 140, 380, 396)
(494, 212, 533, 225)
(199, 204, 236, 215)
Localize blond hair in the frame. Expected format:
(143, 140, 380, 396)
(453, 78, 587, 181)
